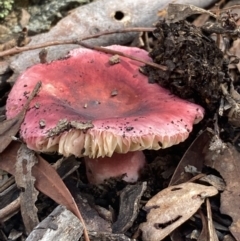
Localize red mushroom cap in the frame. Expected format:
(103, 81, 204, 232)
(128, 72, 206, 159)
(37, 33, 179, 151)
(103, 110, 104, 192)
(6, 45, 204, 158)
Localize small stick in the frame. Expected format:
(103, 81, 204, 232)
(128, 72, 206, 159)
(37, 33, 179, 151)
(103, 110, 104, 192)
(79, 41, 168, 71)
(0, 27, 154, 57)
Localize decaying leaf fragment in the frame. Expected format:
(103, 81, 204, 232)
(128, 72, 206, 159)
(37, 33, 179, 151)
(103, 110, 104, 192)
(140, 182, 218, 241)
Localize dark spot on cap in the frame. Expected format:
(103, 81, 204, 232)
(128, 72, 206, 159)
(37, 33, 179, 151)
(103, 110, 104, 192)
(126, 126, 133, 131)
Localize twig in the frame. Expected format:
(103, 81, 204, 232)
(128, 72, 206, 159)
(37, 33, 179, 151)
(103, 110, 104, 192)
(79, 41, 168, 71)
(212, 4, 240, 13)
(0, 27, 168, 71)
(0, 27, 154, 57)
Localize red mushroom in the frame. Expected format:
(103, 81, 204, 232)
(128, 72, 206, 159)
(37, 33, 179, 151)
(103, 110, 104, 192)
(6, 45, 204, 184)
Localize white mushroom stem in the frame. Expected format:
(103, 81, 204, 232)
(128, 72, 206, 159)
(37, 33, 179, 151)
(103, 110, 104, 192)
(84, 151, 146, 184)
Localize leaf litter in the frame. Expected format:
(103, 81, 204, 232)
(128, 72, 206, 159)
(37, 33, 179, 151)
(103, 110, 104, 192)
(205, 143, 240, 240)
(1, 1, 240, 240)
(0, 142, 89, 241)
(139, 182, 218, 241)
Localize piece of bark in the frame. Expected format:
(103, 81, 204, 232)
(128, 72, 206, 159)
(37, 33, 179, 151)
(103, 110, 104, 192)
(26, 205, 83, 241)
(113, 182, 147, 233)
(71, 190, 112, 233)
(15, 144, 39, 235)
(88, 232, 134, 241)
(10, 0, 217, 75)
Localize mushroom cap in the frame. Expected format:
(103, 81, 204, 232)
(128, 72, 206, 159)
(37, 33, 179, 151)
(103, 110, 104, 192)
(6, 45, 204, 158)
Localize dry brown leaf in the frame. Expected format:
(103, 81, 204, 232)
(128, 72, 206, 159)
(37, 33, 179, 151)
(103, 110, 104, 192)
(205, 144, 240, 240)
(0, 82, 41, 153)
(15, 144, 39, 234)
(169, 130, 212, 186)
(139, 182, 218, 241)
(33, 155, 81, 218)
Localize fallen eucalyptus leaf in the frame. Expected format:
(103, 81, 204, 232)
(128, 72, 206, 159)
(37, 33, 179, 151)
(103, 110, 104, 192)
(140, 183, 218, 241)
(169, 130, 212, 186)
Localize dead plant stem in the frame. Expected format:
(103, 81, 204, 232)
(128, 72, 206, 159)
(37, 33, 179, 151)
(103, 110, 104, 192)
(78, 41, 168, 71)
(0, 27, 154, 57)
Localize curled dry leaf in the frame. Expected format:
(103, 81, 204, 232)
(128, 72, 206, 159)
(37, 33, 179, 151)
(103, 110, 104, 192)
(139, 182, 218, 241)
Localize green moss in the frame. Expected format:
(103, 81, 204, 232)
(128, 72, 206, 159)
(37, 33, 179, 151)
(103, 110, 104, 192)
(0, 0, 14, 19)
